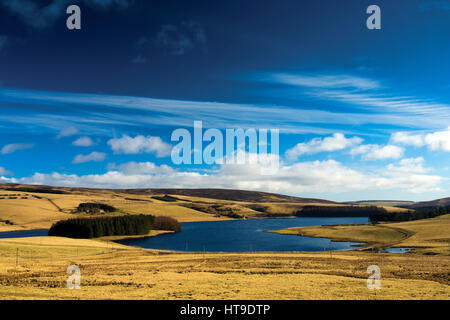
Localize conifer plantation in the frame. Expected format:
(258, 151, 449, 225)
(48, 215, 155, 238)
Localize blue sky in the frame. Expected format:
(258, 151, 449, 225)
(0, 0, 449, 201)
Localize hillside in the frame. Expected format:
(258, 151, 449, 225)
(406, 197, 450, 210)
(1, 183, 334, 203)
(113, 188, 336, 204)
(0, 183, 337, 231)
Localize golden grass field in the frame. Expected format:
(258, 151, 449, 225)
(0, 184, 448, 300)
(0, 241, 448, 300)
(269, 214, 450, 254)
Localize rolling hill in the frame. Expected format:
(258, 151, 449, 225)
(0, 182, 337, 231)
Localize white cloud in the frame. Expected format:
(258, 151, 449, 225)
(57, 126, 78, 138)
(270, 73, 380, 90)
(1, 143, 34, 154)
(72, 152, 106, 164)
(350, 144, 404, 161)
(108, 135, 171, 157)
(0, 166, 13, 176)
(381, 158, 443, 194)
(391, 128, 450, 151)
(386, 157, 429, 174)
(424, 128, 450, 151)
(72, 136, 94, 147)
(12, 156, 444, 196)
(108, 161, 175, 175)
(390, 132, 425, 147)
(285, 133, 362, 159)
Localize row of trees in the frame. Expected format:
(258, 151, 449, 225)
(369, 207, 449, 222)
(153, 216, 182, 232)
(7, 187, 66, 194)
(77, 202, 117, 214)
(151, 195, 179, 202)
(48, 214, 183, 238)
(297, 205, 388, 217)
(48, 214, 154, 238)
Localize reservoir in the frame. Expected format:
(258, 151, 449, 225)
(0, 229, 49, 238)
(118, 217, 368, 252)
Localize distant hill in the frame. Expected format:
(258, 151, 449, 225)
(343, 200, 415, 207)
(0, 182, 339, 230)
(406, 197, 450, 210)
(0, 183, 335, 204)
(116, 188, 336, 204)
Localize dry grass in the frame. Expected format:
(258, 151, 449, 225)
(385, 214, 450, 250)
(269, 225, 407, 244)
(0, 186, 368, 229)
(1, 185, 448, 300)
(269, 214, 450, 254)
(0, 244, 448, 300)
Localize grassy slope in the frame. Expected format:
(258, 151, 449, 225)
(0, 183, 448, 299)
(0, 242, 448, 299)
(385, 214, 450, 250)
(0, 184, 350, 231)
(269, 224, 407, 244)
(269, 214, 450, 254)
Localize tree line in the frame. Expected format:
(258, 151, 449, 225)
(369, 207, 449, 222)
(77, 202, 117, 214)
(7, 187, 67, 194)
(48, 214, 182, 238)
(153, 215, 182, 232)
(297, 205, 387, 217)
(48, 214, 155, 238)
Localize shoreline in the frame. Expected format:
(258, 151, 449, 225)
(266, 222, 414, 251)
(98, 230, 175, 242)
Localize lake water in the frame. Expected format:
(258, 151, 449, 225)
(380, 247, 413, 253)
(117, 217, 368, 252)
(0, 229, 49, 239)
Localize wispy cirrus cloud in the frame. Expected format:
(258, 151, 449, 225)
(0, 87, 448, 139)
(155, 21, 207, 56)
(0, 166, 13, 176)
(57, 126, 79, 138)
(258, 72, 450, 128)
(268, 73, 381, 90)
(1, 143, 34, 154)
(0, 0, 133, 29)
